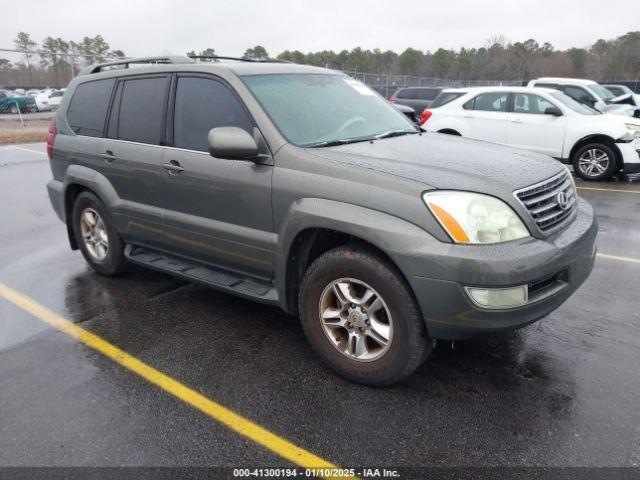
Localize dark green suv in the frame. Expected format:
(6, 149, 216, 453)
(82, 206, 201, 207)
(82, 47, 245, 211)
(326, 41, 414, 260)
(46, 56, 597, 385)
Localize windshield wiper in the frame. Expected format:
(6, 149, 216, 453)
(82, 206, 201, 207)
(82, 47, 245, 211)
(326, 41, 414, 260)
(374, 130, 419, 140)
(305, 137, 375, 148)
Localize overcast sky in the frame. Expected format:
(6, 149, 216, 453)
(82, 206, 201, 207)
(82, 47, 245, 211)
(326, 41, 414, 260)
(3, 0, 638, 57)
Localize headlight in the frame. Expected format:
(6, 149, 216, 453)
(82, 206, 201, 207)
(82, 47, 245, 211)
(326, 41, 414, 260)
(625, 123, 640, 140)
(423, 191, 529, 244)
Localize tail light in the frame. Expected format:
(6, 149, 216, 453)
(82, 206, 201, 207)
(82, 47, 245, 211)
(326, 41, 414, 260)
(46, 118, 56, 159)
(389, 98, 396, 103)
(420, 110, 433, 125)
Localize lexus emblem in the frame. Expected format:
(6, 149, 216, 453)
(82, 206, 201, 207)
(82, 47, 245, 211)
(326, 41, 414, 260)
(556, 191, 569, 210)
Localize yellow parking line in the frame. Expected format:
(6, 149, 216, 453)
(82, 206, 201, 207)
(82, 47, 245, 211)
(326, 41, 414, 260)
(577, 186, 640, 195)
(10, 146, 48, 156)
(597, 253, 640, 265)
(0, 282, 354, 479)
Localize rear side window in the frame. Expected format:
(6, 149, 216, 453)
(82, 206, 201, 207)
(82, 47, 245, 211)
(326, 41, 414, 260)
(173, 76, 253, 152)
(67, 79, 115, 137)
(117, 76, 168, 144)
(431, 92, 465, 108)
(396, 88, 415, 99)
(534, 83, 560, 90)
(463, 92, 509, 112)
(416, 88, 440, 100)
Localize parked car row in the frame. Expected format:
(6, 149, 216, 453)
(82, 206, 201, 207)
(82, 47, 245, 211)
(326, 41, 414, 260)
(390, 78, 640, 181)
(0, 87, 66, 114)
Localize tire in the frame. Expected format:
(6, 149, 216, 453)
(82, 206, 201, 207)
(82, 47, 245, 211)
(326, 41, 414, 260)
(299, 245, 432, 386)
(72, 191, 129, 276)
(572, 143, 617, 181)
(9, 103, 18, 114)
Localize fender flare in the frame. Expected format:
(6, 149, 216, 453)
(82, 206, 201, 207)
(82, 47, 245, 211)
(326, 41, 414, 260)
(275, 198, 439, 312)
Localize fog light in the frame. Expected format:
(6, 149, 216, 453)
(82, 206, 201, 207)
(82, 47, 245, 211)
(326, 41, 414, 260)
(464, 285, 528, 309)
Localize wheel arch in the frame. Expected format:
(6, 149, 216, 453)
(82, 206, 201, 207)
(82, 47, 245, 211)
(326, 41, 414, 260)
(568, 134, 623, 170)
(62, 165, 121, 250)
(277, 198, 432, 316)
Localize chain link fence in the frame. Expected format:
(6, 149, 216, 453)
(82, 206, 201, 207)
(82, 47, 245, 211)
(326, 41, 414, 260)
(342, 71, 525, 98)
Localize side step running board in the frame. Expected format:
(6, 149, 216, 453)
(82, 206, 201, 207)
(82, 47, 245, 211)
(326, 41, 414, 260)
(124, 245, 279, 305)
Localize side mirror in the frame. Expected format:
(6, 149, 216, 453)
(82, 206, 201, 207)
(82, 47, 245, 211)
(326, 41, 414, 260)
(208, 127, 258, 160)
(544, 106, 563, 117)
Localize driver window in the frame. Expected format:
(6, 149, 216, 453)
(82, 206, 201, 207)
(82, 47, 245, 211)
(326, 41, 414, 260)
(564, 86, 594, 105)
(513, 94, 556, 114)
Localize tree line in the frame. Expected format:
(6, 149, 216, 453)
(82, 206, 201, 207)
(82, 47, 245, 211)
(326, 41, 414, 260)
(2, 31, 639, 88)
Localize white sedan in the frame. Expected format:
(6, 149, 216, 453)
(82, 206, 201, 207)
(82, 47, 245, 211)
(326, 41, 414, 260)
(423, 86, 640, 181)
(47, 89, 65, 110)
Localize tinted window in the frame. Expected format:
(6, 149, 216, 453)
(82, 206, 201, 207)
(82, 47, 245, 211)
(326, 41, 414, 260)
(564, 86, 594, 104)
(67, 79, 115, 137)
(117, 76, 167, 144)
(430, 91, 465, 108)
(396, 88, 415, 99)
(464, 92, 509, 112)
(513, 93, 556, 114)
(50, 91, 63, 98)
(534, 83, 560, 90)
(416, 88, 440, 100)
(173, 76, 253, 152)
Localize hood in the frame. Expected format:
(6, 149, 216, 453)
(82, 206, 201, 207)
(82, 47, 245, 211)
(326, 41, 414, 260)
(307, 133, 565, 194)
(601, 103, 636, 116)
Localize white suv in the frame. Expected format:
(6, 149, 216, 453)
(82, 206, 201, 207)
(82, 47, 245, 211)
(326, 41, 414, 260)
(423, 86, 640, 181)
(528, 77, 638, 117)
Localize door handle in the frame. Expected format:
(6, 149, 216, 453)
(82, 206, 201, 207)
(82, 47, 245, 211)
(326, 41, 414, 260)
(463, 114, 474, 118)
(163, 160, 184, 174)
(100, 151, 116, 162)
(510, 118, 523, 124)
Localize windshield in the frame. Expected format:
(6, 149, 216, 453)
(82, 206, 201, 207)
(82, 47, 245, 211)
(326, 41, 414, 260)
(550, 92, 600, 115)
(242, 74, 417, 147)
(590, 84, 616, 102)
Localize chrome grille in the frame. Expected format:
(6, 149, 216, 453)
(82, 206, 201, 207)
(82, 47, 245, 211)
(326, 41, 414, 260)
(514, 170, 576, 232)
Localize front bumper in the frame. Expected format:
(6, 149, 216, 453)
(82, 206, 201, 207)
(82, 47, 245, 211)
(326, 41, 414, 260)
(618, 141, 640, 173)
(401, 198, 597, 340)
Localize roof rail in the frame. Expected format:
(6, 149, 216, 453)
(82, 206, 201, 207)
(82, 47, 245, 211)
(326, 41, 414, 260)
(79, 55, 195, 75)
(188, 55, 291, 64)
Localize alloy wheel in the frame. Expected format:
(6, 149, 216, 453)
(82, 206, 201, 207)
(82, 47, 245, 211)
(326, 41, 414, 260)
(318, 278, 393, 362)
(578, 148, 610, 178)
(80, 208, 109, 261)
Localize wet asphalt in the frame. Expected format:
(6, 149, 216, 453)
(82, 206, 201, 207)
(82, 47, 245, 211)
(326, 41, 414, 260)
(0, 143, 639, 471)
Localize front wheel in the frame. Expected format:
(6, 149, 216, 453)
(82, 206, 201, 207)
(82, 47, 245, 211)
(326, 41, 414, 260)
(572, 143, 617, 181)
(299, 245, 432, 386)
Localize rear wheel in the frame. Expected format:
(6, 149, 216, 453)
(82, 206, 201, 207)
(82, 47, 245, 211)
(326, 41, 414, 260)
(72, 191, 129, 276)
(572, 143, 617, 181)
(299, 245, 432, 386)
(9, 103, 18, 114)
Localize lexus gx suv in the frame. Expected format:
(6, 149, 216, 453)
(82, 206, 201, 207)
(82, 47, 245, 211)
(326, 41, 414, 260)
(46, 56, 597, 385)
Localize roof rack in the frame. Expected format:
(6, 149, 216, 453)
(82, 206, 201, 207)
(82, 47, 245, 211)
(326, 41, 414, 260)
(79, 56, 195, 75)
(188, 55, 291, 64)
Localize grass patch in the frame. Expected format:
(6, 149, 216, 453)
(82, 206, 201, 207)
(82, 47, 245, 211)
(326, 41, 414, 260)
(0, 129, 48, 145)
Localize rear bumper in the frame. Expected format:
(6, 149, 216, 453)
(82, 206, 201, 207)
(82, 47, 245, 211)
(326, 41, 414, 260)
(47, 179, 65, 222)
(401, 199, 597, 340)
